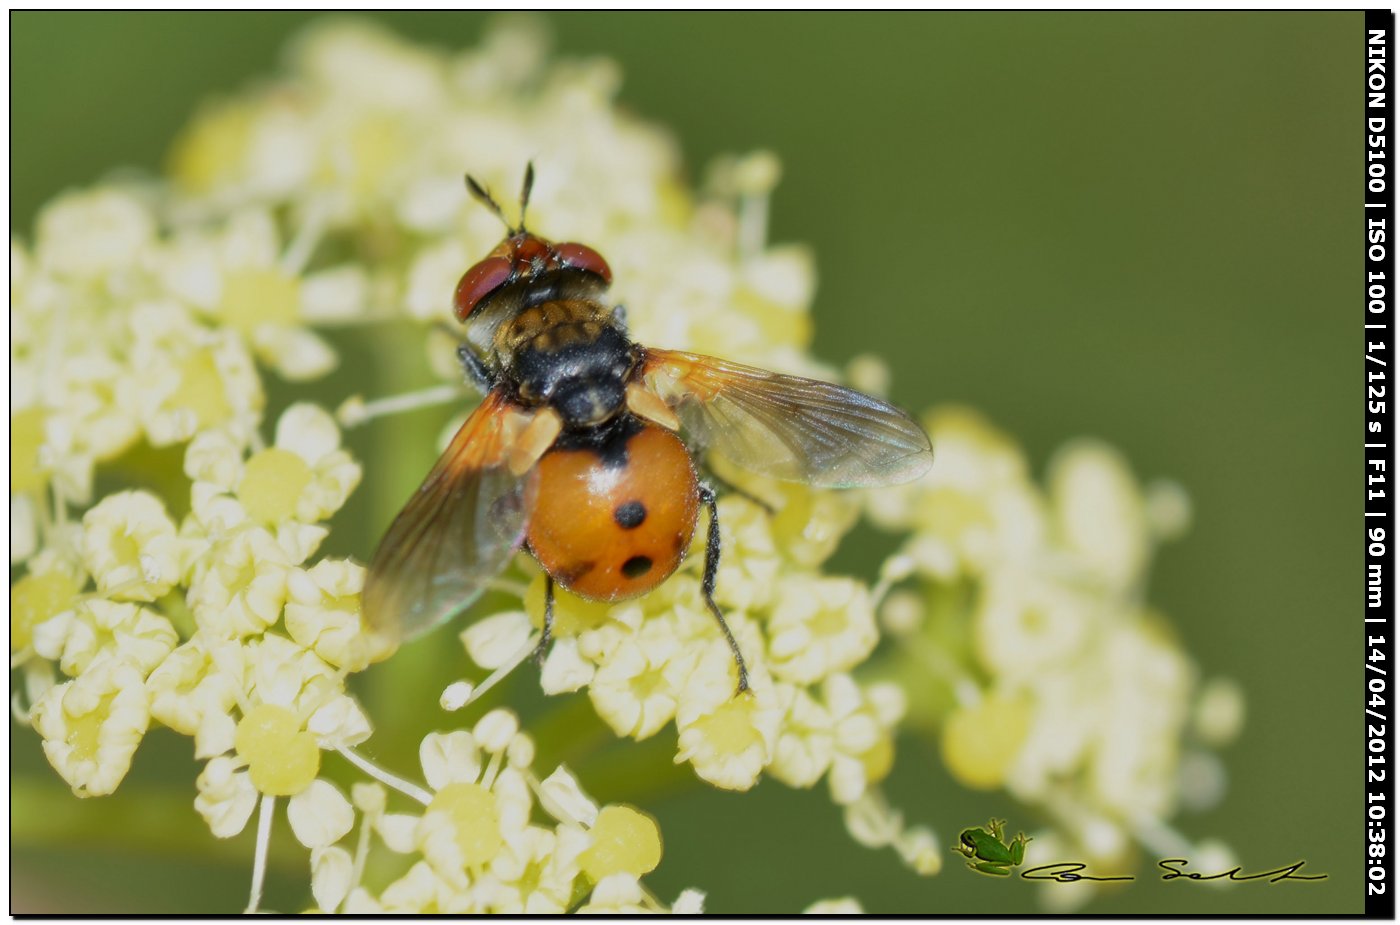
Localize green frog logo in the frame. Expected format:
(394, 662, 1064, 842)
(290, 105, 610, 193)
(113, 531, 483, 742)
(953, 818, 1031, 877)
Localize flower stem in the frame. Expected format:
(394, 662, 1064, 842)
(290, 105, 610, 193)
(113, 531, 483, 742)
(346, 810, 373, 914)
(459, 632, 540, 712)
(334, 745, 432, 806)
(245, 794, 276, 914)
(280, 197, 329, 277)
(339, 385, 467, 429)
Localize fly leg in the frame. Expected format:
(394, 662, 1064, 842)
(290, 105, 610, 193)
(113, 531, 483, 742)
(457, 345, 495, 395)
(699, 484, 750, 695)
(532, 573, 555, 665)
(432, 320, 495, 394)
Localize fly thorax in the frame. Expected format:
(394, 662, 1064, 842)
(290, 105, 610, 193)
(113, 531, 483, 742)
(510, 322, 636, 428)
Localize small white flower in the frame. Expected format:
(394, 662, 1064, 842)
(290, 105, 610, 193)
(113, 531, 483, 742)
(311, 844, 355, 913)
(195, 754, 259, 837)
(541, 636, 598, 694)
(306, 693, 372, 748)
(804, 897, 865, 914)
(474, 709, 520, 754)
(893, 825, 943, 875)
(81, 491, 183, 601)
(587, 619, 694, 740)
(287, 778, 356, 848)
(576, 873, 650, 914)
(206, 402, 360, 531)
(1193, 676, 1246, 746)
(377, 812, 421, 855)
(674, 642, 782, 791)
(439, 680, 475, 712)
(187, 526, 292, 638)
(152, 206, 354, 379)
(372, 860, 464, 913)
(31, 659, 151, 796)
(824, 673, 900, 806)
(420, 730, 484, 791)
(537, 766, 599, 828)
(671, 888, 707, 914)
(710, 497, 781, 611)
(867, 407, 1047, 576)
(488, 825, 577, 913)
(35, 187, 155, 278)
(33, 599, 177, 679)
(1047, 439, 1148, 590)
(284, 558, 383, 670)
(765, 575, 877, 684)
(841, 789, 903, 850)
(1007, 669, 1100, 800)
(121, 310, 264, 448)
(974, 568, 1100, 680)
(461, 610, 534, 669)
(147, 639, 243, 757)
(768, 683, 835, 789)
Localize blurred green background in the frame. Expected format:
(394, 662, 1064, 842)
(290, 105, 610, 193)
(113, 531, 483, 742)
(11, 11, 1359, 914)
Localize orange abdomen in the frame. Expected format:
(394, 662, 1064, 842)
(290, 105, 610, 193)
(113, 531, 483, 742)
(526, 422, 699, 602)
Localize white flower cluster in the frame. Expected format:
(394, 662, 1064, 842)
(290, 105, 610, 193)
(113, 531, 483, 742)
(159, 14, 937, 875)
(10, 17, 937, 911)
(11, 15, 1238, 913)
(313, 707, 700, 914)
(11, 171, 374, 798)
(166, 18, 818, 377)
(866, 407, 1243, 907)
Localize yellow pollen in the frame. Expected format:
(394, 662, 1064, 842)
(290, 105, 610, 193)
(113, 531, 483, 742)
(580, 805, 663, 881)
(810, 605, 848, 637)
(428, 782, 503, 869)
(235, 704, 320, 796)
(860, 733, 896, 785)
(172, 349, 233, 429)
(630, 667, 666, 701)
(237, 448, 312, 524)
(690, 699, 761, 757)
(770, 483, 813, 542)
(344, 115, 404, 196)
(167, 100, 255, 193)
(219, 269, 300, 334)
(11, 408, 48, 494)
(940, 695, 1030, 791)
(11, 571, 80, 651)
(70, 701, 112, 763)
(918, 488, 993, 538)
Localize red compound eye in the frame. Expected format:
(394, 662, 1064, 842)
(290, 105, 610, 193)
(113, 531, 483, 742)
(553, 242, 612, 284)
(453, 256, 513, 320)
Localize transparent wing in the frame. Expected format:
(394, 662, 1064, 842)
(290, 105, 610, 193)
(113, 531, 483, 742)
(638, 348, 933, 488)
(362, 391, 539, 652)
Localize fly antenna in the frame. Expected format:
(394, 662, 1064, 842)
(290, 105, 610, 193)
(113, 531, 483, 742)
(464, 174, 513, 232)
(518, 161, 535, 233)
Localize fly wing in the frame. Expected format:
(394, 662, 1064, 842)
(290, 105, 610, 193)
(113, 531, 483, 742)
(362, 391, 541, 654)
(637, 348, 933, 488)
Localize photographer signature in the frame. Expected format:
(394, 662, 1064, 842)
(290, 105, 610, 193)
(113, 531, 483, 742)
(1022, 859, 1328, 884)
(954, 819, 1327, 883)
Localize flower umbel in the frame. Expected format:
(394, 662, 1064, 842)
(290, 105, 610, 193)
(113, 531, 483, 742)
(10, 16, 1236, 914)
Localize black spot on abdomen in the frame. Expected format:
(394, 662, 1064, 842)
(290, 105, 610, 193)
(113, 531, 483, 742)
(557, 560, 597, 585)
(621, 555, 653, 579)
(614, 500, 647, 529)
